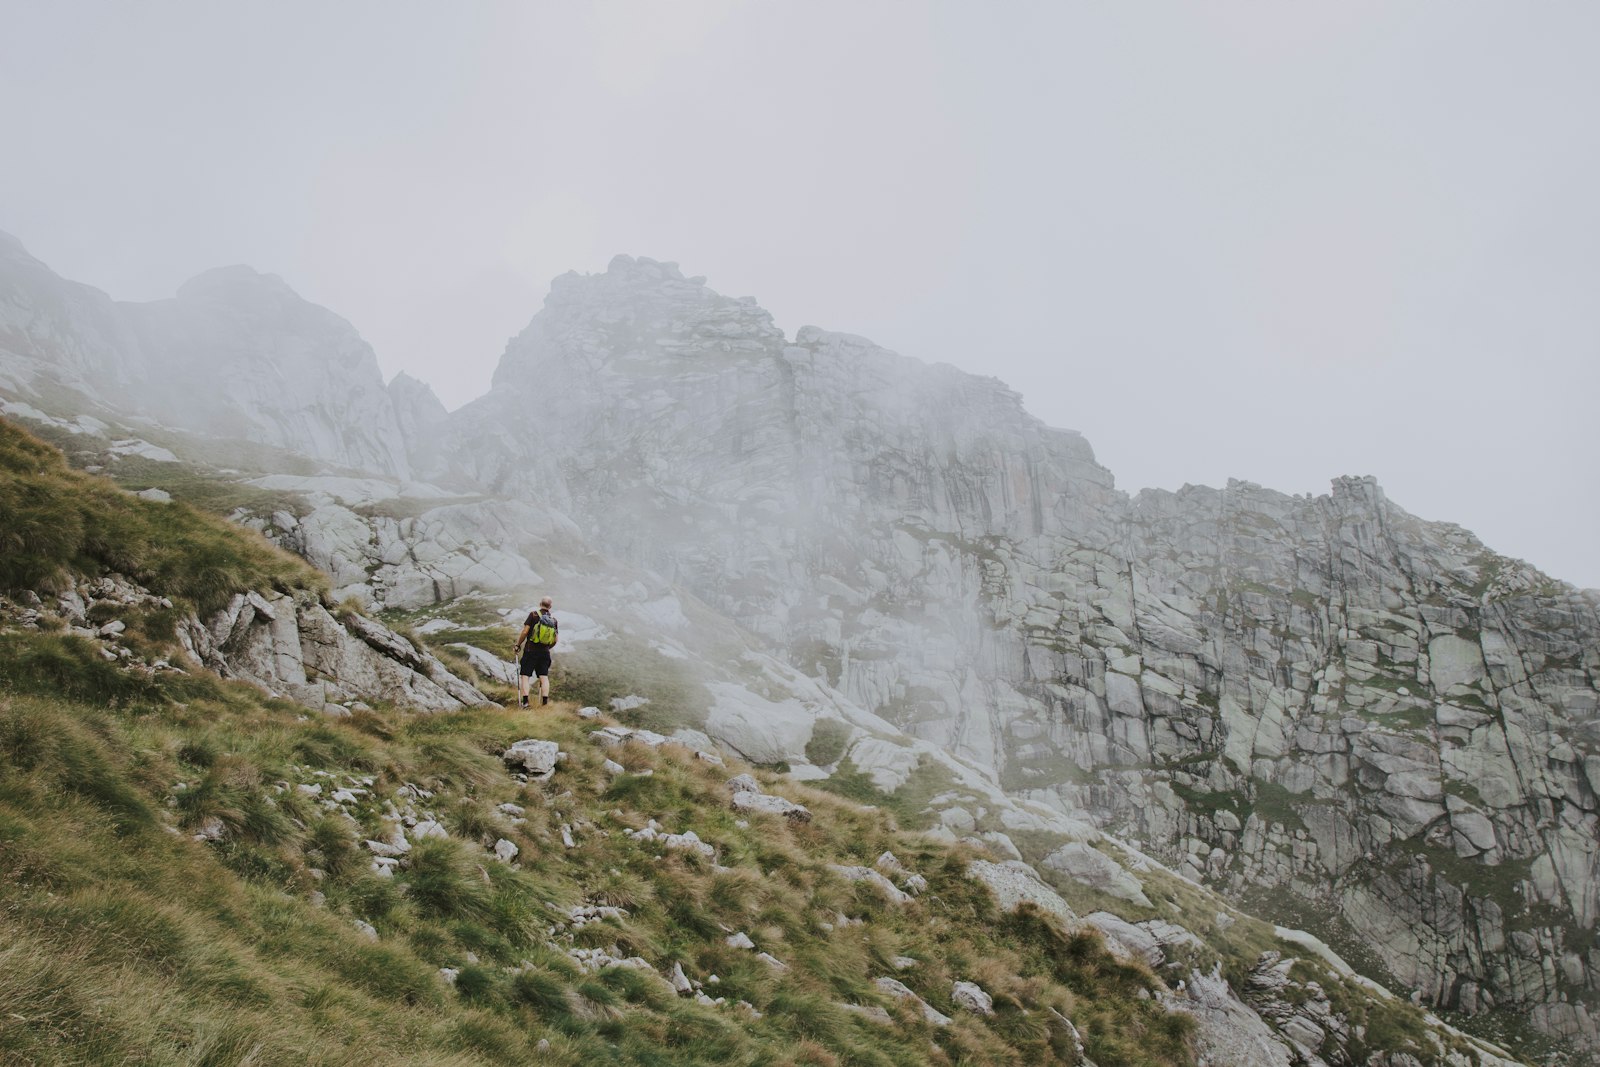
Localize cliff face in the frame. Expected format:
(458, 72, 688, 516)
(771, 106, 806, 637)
(437, 255, 1600, 1053)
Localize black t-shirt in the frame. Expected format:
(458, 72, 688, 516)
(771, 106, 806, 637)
(524, 611, 559, 645)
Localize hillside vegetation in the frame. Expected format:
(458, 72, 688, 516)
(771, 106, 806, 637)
(0, 418, 1524, 1067)
(0, 418, 320, 612)
(0, 656, 1191, 1066)
(0, 419, 1195, 1066)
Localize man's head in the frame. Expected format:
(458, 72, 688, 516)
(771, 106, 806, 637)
(539, 596, 553, 610)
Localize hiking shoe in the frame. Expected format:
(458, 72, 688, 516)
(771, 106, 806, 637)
(541, 695, 549, 706)
(519, 696, 529, 709)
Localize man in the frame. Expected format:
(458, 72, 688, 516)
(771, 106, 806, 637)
(513, 596, 559, 708)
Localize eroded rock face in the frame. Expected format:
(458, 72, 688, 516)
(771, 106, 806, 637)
(266, 498, 575, 610)
(177, 589, 488, 712)
(431, 256, 1600, 1055)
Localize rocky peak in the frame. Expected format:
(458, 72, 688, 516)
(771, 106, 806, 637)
(434, 255, 1600, 1059)
(492, 255, 782, 387)
(0, 228, 35, 259)
(174, 263, 298, 303)
(388, 371, 446, 422)
(0, 230, 143, 392)
(388, 370, 449, 473)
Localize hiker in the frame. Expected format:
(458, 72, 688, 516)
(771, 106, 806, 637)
(513, 596, 559, 708)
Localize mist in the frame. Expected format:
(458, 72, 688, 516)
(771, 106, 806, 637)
(1, 1, 1596, 587)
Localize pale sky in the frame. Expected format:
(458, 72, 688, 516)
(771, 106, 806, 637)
(2, 2, 1596, 588)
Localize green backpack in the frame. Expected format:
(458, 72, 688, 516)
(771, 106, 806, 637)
(530, 611, 557, 647)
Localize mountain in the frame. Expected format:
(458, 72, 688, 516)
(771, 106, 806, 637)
(2, 239, 1596, 1063)
(0, 233, 432, 479)
(432, 254, 1600, 1058)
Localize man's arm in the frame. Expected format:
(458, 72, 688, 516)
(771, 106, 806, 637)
(513, 624, 531, 653)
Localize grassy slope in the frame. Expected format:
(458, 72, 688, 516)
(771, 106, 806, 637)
(0, 419, 1194, 1066)
(0, 668, 1195, 1066)
(0, 417, 321, 614)
(0, 418, 1498, 1067)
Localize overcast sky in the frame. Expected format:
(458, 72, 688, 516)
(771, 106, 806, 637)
(2, 2, 1596, 587)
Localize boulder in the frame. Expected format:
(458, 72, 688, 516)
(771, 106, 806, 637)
(1084, 912, 1163, 967)
(503, 739, 561, 778)
(966, 860, 1078, 926)
(1041, 843, 1152, 907)
(951, 981, 994, 1016)
(731, 790, 812, 822)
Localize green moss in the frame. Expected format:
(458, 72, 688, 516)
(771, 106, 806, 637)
(1168, 781, 1246, 823)
(1249, 781, 1311, 833)
(803, 719, 852, 768)
(1389, 840, 1533, 915)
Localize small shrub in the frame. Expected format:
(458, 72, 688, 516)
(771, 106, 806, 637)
(403, 838, 493, 922)
(511, 967, 572, 1015)
(454, 964, 503, 1004)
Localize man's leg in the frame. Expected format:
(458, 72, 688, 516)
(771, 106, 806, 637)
(539, 671, 551, 703)
(518, 671, 532, 707)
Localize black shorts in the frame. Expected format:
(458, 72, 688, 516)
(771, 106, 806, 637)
(519, 645, 552, 678)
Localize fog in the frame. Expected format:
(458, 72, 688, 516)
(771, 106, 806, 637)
(2, 2, 1596, 587)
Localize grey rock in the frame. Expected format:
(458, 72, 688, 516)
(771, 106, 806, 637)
(1042, 843, 1153, 907)
(502, 739, 561, 778)
(1084, 912, 1163, 967)
(731, 790, 812, 822)
(830, 865, 911, 905)
(725, 773, 762, 794)
(951, 980, 994, 1016)
(873, 977, 951, 1026)
(966, 860, 1077, 926)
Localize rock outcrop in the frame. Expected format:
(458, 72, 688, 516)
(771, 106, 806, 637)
(177, 588, 488, 712)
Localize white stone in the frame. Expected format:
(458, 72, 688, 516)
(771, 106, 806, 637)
(829, 864, 911, 905)
(966, 860, 1077, 926)
(731, 790, 812, 822)
(411, 820, 448, 841)
(1428, 634, 1487, 692)
(502, 738, 561, 777)
(951, 981, 994, 1016)
(1084, 912, 1163, 967)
